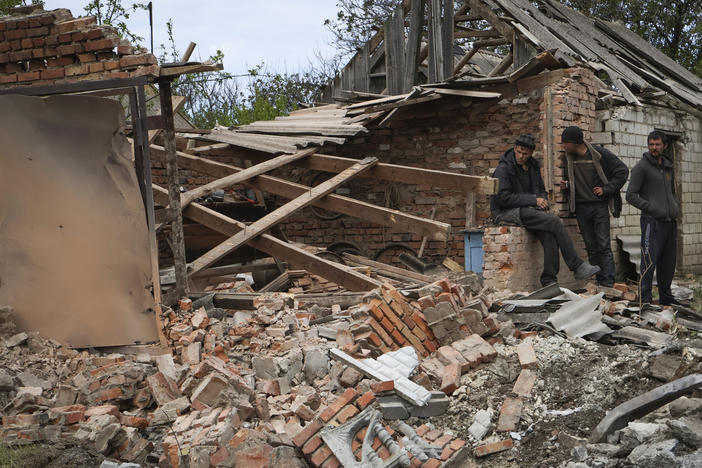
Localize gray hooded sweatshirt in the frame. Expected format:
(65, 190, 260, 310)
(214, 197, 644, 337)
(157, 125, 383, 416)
(626, 152, 679, 221)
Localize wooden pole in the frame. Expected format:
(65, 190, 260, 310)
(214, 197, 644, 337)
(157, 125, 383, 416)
(159, 79, 189, 300)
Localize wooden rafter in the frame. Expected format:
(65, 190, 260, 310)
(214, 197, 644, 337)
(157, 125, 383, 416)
(149, 145, 452, 240)
(152, 185, 381, 291)
(187, 157, 380, 277)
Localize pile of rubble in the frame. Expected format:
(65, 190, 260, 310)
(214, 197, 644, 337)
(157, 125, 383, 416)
(1, 273, 701, 468)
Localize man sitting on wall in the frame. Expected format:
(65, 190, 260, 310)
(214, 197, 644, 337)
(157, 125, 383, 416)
(491, 134, 600, 286)
(560, 126, 629, 287)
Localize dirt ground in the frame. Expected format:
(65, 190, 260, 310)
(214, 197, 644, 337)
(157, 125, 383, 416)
(418, 330, 702, 467)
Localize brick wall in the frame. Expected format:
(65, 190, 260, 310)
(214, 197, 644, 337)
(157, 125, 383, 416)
(594, 105, 702, 273)
(0, 7, 158, 88)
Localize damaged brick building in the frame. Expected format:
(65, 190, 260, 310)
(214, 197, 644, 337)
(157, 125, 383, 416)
(190, 0, 702, 291)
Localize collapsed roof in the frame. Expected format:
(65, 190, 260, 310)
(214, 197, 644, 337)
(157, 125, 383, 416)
(318, 0, 702, 109)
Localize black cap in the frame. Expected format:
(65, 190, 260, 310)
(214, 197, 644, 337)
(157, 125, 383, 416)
(561, 126, 584, 144)
(515, 134, 535, 150)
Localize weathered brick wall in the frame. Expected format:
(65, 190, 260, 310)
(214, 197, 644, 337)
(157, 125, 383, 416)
(594, 105, 702, 273)
(277, 90, 546, 267)
(0, 7, 158, 88)
(483, 226, 587, 291)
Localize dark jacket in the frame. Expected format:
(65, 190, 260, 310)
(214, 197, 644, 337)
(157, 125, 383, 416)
(626, 152, 679, 221)
(564, 143, 629, 217)
(491, 148, 546, 224)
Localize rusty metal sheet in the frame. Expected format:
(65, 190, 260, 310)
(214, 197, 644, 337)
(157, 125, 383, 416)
(0, 94, 158, 348)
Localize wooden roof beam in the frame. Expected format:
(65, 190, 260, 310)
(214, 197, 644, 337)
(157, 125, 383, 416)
(152, 185, 381, 291)
(149, 144, 452, 240)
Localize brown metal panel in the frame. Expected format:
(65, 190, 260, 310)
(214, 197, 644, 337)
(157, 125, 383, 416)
(0, 95, 159, 348)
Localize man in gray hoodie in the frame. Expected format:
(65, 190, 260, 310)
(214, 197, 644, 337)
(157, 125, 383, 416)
(626, 130, 679, 306)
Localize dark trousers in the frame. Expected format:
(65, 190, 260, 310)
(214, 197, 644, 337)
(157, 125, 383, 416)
(640, 215, 677, 304)
(520, 207, 583, 286)
(575, 202, 615, 286)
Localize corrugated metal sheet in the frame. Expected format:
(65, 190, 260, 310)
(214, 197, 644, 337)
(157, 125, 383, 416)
(617, 235, 641, 275)
(547, 293, 612, 339)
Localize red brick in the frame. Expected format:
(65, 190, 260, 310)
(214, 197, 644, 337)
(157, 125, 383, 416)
(496, 397, 523, 432)
(20, 38, 32, 48)
(117, 44, 134, 55)
(421, 459, 441, 468)
(41, 68, 65, 80)
(292, 417, 323, 447)
(482, 313, 501, 335)
(302, 435, 322, 455)
(56, 44, 77, 55)
(370, 380, 394, 394)
(516, 342, 538, 369)
(210, 446, 229, 467)
(321, 456, 340, 468)
(415, 425, 429, 437)
(310, 444, 332, 466)
(417, 295, 436, 309)
(368, 299, 384, 321)
(613, 282, 628, 292)
(26, 26, 48, 38)
(0, 73, 17, 84)
(119, 53, 157, 68)
(518, 330, 538, 339)
(390, 328, 407, 345)
(434, 434, 453, 447)
(84, 37, 119, 52)
(86, 28, 104, 40)
(56, 17, 97, 34)
(119, 414, 148, 429)
(47, 56, 74, 67)
(440, 363, 460, 395)
(440, 446, 453, 460)
(94, 386, 123, 403)
(379, 300, 405, 331)
(423, 339, 437, 353)
(356, 391, 376, 409)
(5, 29, 26, 40)
(320, 388, 359, 422)
(434, 279, 451, 293)
(85, 405, 120, 418)
(473, 438, 513, 457)
(449, 438, 466, 451)
(399, 326, 428, 356)
(368, 319, 393, 346)
(88, 62, 104, 73)
(334, 404, 359, 424)
(379, 317, 394, 334)
(437, 346, 469, 372)
(512, 369, 537, 397)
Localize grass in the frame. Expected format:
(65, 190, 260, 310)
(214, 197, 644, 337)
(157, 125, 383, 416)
(0, 443, 46, 468)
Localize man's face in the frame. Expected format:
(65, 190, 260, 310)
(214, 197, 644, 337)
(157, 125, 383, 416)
(562, 141, 578, 153)
(648, 138, 666, 158)
(514, 145, 533, 166)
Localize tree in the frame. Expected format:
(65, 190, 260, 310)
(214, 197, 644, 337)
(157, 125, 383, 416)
(83, 0, 148, 45)
(0, 0, 42, 15)
(159, 20, 329, 129)
(325, 0, 702, 78)
(565, 0, 702, 77)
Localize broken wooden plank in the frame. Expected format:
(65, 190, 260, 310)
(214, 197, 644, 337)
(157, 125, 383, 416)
(149, 144, 452, 240)
(258, 271, 290, 293)
(341, 253, 433, 283)
(188, 158, 380, 276)
(179, 147, 317, 208)
(403, 0, 425, 91)
(152, 185, 381, 291)
(197, 145, 498, 195)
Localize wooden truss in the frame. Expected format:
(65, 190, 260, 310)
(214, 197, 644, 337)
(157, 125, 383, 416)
(152, 142, 497, 298)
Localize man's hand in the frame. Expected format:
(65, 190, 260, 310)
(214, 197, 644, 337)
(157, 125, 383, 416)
(593, 186, 604, 197)
(559, 180, 569, 190)
(536, 197, 549, 209)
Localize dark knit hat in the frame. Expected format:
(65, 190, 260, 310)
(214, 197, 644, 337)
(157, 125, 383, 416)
(515, 134, 535, 150)
(561, 126, 584, 144)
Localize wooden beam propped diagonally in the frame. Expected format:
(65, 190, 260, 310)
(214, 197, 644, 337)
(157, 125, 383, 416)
(179, 147, 317, 208)
(148, 145, 452, 240)
(187, 157, 380, 277)
(152, 185, 381, 291)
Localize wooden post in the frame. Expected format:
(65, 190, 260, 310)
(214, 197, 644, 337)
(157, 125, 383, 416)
(465, 192, 475, 229)
(544, 86, 554, 195)
(159, 79, 189, 300)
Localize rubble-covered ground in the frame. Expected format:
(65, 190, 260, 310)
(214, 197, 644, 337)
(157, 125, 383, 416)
(0, 274, 700, 468)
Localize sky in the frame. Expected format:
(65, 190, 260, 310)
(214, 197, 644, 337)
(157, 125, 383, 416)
(42, 0, 342, 76)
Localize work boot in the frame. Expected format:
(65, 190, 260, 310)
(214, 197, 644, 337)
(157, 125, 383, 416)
(573, 261, 600, 280)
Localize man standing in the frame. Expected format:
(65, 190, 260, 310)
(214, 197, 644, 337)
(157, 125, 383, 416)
(491, 133, 600, 287)
(560, 126, 629, 287)
(626, 130, 679, 306)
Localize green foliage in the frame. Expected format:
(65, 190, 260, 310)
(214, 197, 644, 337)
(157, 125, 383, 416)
(0, 0, 42, 15)
(83, 0, 148, 44)
(563, 0, 702, 78)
